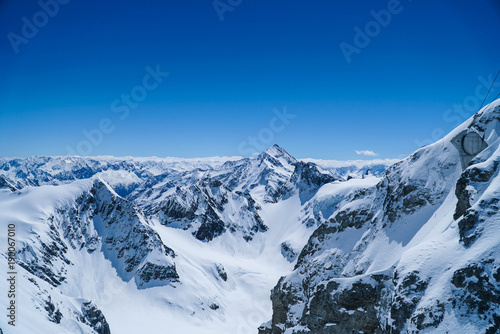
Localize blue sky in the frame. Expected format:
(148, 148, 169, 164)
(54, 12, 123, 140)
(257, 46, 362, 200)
(0, 0, 499, 159)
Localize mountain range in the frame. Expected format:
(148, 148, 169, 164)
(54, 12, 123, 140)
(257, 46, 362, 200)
(1, 99, 500, 333)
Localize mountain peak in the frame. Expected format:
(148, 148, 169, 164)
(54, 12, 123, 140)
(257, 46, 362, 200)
(260, 144, 296, 164)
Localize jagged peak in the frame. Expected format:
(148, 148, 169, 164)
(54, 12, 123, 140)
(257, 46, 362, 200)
(258, 144, 297, 165)
(91, 177, 120, 198)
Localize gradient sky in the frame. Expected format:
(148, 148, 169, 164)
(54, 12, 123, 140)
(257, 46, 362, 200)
(0, 0, 499, 159)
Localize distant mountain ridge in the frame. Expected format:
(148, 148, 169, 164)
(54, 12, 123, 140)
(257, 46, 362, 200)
(0, 152, 394, 193)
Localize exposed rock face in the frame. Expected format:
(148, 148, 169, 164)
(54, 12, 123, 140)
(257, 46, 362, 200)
(90, 181, 177, 280)
(45, 296, 63, 324)
(265, 101, 500, 333)
(216, 264, 228, 281)
(258, 322, 273, 334)
(157, 181, 267, 242)
(280, 242, 298, 262)
(81, 301, 112, 334)
(35, 289, 113, 334)
(454, 159, 499, 246)
(302, 276, 390, 334)
(390, 271, 430, 333)
(19, 179, 178, 290)
(0, 175, 17, 191)
(282, 162, 339, 203)
(136, 262, 179, 288)
(17, 215, 72, 287)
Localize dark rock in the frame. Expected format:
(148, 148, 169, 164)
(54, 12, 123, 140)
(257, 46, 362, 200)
(257, 322, 272, 334)
(280, 242, 297, 262)
(0, 175, 17, 191)
(283, 162, 339, 203)
(44, 297, 63, 324)
(390, 272, 429, 332)
(216, 264, 228, 281)
(451, 263, 500, 315)
(454, 175, 471, 220)
(81, 301, 111, 334)
(194, 206, 226, 242)
(136, 262, 179, 287)
(409, 301, 445, 331)
(303, 279, 385, 334)
(457, 210, 481, 247)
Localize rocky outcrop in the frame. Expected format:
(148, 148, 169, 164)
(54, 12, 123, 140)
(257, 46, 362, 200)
(81, 301, 112, 334)
(216, 263, 228, 281)
(454, 160, 499, 246)
(51, 179, 178, 288)
(282, 162, 338, 203)
(44, 296, 63, 324)
(0, 175, 17, 191)
(280, 242, 298, 262)
(17, 215, 71, 287)
(136, 262, 180, 288)
(157, 181, 267, 242)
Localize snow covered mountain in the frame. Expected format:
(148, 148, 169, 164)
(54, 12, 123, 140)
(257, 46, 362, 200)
(261, 99, 500, 334)
(2, 100, 499, 334)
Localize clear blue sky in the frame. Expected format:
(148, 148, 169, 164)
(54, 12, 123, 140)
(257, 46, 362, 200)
(0, 0, 499, 159)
